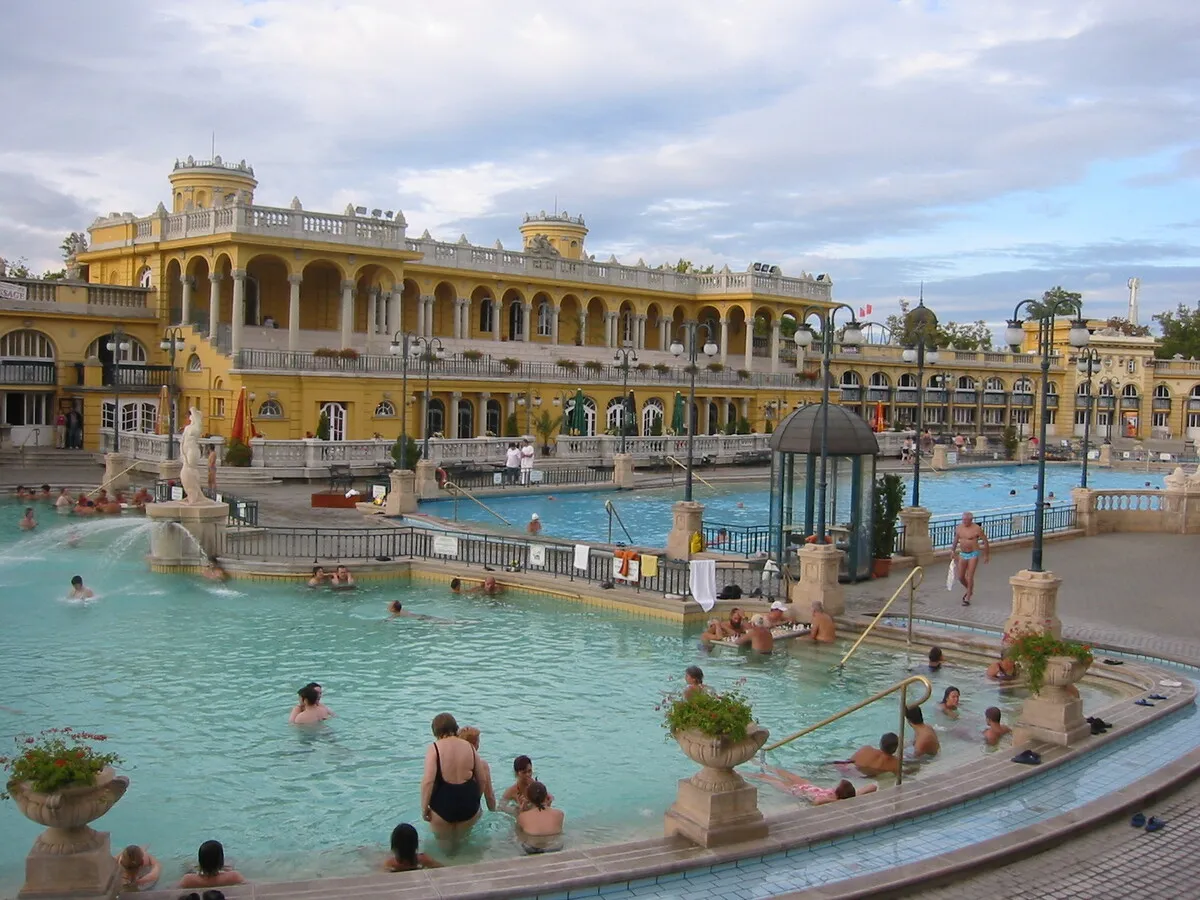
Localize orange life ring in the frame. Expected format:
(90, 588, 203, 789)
(804, 534, 834, 544)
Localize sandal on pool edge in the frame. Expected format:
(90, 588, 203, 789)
(1131, 812, 1146, 828)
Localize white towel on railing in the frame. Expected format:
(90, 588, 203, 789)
(689, 559, 718, 612)
(529, 544, 547, 567)
(573, 544, 590, 571)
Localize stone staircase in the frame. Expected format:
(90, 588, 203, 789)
(0, 448, 104, 470)
(212, 467, 281, 487)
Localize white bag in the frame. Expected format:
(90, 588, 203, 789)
(945, 559, 956, 592)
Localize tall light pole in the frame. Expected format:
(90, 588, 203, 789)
(389, 331, 416, 469)
(900, 301, 940, 507)
(517, 387, 542, 434)
(159, 327, 186, 460)
(613, 346, 638, 454)
(793, 305, 864, 540)
(418, 337, 445, 458)
(1075, 348, 1100, 488)
(670, 321, 717, 502)
(107, 326, 131, 453)
(1005, 297, 1089, 571)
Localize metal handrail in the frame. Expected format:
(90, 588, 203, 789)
(89, 460, 144, 497)
(17, 428, 41, 449)
(836, 566, 924, 669)
(604, 499, 634, 543)
(665, 455, 716, 490)
(442, 480, 513, 526)
(761, 674, 933, 786)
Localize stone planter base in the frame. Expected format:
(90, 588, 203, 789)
(664, 779, 767, 848)
(19, 832, 120, 900)
(1014, 656, 1091, 748)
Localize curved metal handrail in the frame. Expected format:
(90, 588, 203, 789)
(665, 455, 716, 490)
(836, 565, 924, 669)
(604, 499, 634, 543)
(761, 674, 933, 785)
(442, 481, 513, 526)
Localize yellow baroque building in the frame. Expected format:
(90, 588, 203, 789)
(1, 154, 1199, 455)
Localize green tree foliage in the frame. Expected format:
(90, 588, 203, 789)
(390, 434, 419, 469)
(1103, 317, 1151, 337)
(936, 320, 993, 350)
(316, 411, 330, 441)
(1153, 303, 1200, 360)
(672, 258, 715, 274)
(504, 411, 519, 438)
(1022, 286, 1082, 321)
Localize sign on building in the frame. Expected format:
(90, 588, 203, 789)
(0, 282, 28, 302)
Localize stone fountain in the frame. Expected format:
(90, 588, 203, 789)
(145, 407, 229, 568)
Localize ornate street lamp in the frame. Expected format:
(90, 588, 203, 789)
(613, 346, 638, 454)
(670, 321, 718, 502)
(159, 327, 186, 460)
(1075, 348, 1101, 488)
(389, 333, 445, 462)
(107, 326, 132, 453)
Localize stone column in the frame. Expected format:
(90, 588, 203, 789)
(387, 289, 401, 337)
(385, 469, 417, 514)
(521, 303, 532, 341)
(666, 499, 705, 560)
(1098, 443, 1113, 467)
(287, 273, 302, 353)
(180, 275, 194, 326)
(493, 301, 502, 342)
(1003, 569, 1063, 640)
(612, 453, 635, 489)
(659, 319, 670, 352)
(231, 269, 247, 357)
(551, 307, 560, 345)
(208, 271, 223, 336)
(770, 321, 781, 373)
(579, 312, 588, 346)
(449, 392, 461, 439)
(477, 392, 491, 437)
(339, 279, 355, 349)
(604, 312, 616, 348)
(790, 543, 845, 615)
(719, 318, 729, 365)
(1071, 487, 1098, 537)
(743, 320, 754, 371)
(930, 444, 949, 471)
(506, 392, 517, 419)
(898, 506, 935, 565)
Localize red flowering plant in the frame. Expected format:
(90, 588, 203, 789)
(659, 676, 753, 742)
(1, 728, 121, 799)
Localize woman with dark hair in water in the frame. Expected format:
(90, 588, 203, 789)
(178, 839, 245, 889)
(383, 823, 442, 871)
(516, 781, 564, 854)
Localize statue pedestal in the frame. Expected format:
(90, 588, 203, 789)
(157, 458, 182, 483)
(612, 453, 635, 489)
(146, 500, 230, 565)
(1098, 444, 1112, 468)
(665, 500, 704, 560)
(930, 445, 948, 471)
(414, 460, 440, 500)
(19, 830, 120, 900)
(1003, 569, 1063, 641)
(1013, 657, 1091, 748)
(975, 434, 989, 454)
(790, 542, 845, 616)
(385, 469, 417, 516)
(898, 506, 934, 565)
(102, 453, 132, 491)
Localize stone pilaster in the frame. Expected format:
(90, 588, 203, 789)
(898, 506, 934, 565)
(385, 469, 417, 515)
(1098, 443, 1113, 467)
(789, 542, 845, 615)
(666, 499, 704, 560)
(1003, 568, 1063, 641)
(102, 452, 132, 492)
(612, 453, 635, 489)
(930, 444, 949, 471)
(1071, 487, 1097, 536)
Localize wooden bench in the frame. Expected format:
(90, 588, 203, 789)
(327, 464, 354, 493)
(733, 449, 771, 465)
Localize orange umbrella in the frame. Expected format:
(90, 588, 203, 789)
(231, 386, 248, 444)
(156, 384, 169, 435)
(873, 401, 885, 433)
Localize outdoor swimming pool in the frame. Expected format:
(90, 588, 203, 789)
(0, 505, 1117, 892)
(423, 464, 1161, 545)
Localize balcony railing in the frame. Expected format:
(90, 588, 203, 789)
(1097, 396, 1116, 409)
(115, 364, 173, 390)
(0, 359, 56, 385)
(924, 389, 947, 402)
(1046, 395, 1059, 408)
(954, 390, 977, 403)
(1011, 394, 1034, 407)
(1121, 397, 1141, 409)
(983, 391, 1007, 405)
(866, 387, 890, 402)
(840, 387, 862, 402)
(1153, 398, 1171, 410)
(895, 388, 918, 403)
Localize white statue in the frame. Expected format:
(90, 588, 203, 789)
(1165, 467, 1187, 491)
(179, 407, 208, 504)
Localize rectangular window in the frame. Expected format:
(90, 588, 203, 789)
(923, 407, 944, 425)
(212, 397, 226, 419)
(1153, 412, 1169, 428)
(1045, 410, 1056, 425)
(121, 402, 139, 433)
(101, 401, 115, 429)
(1074, 410, 1089, 425)
(1188, 412, 1200, 428)
(140, 402, 157, 434)
(983, 408, 1004, 425)
(953, 408, 975, 425)
(1011, 409, 1030, 425)
(1098, 411, 1111, 428)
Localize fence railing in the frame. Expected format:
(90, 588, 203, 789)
(153, 480, 259, 526)
(926, 505, 1077, 550)
(441, 465, 613, 491)
(701, 521, 774, 555)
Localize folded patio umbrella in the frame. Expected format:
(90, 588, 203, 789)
(670, 391, 685, 434)
(231, 386, 248, 444)
(626, 391, 638, 436)
(568, 388, 588, 435)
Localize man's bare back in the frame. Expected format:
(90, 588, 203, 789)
(851, 746, 899, 777)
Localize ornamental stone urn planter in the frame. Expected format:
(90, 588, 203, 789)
(8, 766, 129, 899)
(664, 724, 769, 848)
(1015, 655, 1091, 749)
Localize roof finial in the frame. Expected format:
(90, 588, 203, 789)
(918, 282, 925, 306)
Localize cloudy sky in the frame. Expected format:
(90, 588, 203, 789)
(1, 0, 1198, 330)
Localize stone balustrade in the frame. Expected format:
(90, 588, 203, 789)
(0, 277, 152, 315)
(98, 431, 224, 461)
(1073, 482, 1200, 535)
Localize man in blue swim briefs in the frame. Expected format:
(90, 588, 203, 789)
(951, 511, 989, 607)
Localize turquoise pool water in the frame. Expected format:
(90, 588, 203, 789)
(422, 464, 1160, 544)
(0, 504, 1115, 892)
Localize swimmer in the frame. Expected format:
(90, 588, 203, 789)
(289, 684, 332, 724)
(938, 686, 961, 718)
(19, 507, 37, 530)
(39, 484, 52, 500)
(527, 513, 541, 536)
(981, 483, 991, 488)
(480, 576, 501, 596)
(178, 840, 245, 890)
(849, 733, 901, 777)
(450, 578, 463, 594)
(928, 646, 943, 671)
(746, 614, 775, 653)
(67, 575, 94, 601)
(749, 766, 875, 805)
(202, 558, 228, 582)
(330, 565, 356, 589)
(502, 755, 549, 810)
(308, 566, 330, 588)
(987, 655, 1017, 680)
(382, 822, 442, 872)
(699, 617, 725, 645)
(55, 488, 72, 511)
(683, 665, 708, 700)
(114, 845, 161, 892)
(983, 707, 1011, 746)
(905, 705, 939, 757)
(387, 600, 453, 623)
(515, 781, 564, 855)
(1009, 489, 1017, 496)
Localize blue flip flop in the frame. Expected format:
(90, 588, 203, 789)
(1131, 812, 1146, 827)
(1145, 816, 1166, 832)
(1011, 749, 1042, 765)
(1135, 699, 1155, 707)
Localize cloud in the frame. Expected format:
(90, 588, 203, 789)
(0, 0, 1196, 322)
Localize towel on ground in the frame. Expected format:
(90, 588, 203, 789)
(640, 554, 659, 578)
(529, 544, 547, 567)
(689, 559, 718, 612)
(573, 543, 591, 571)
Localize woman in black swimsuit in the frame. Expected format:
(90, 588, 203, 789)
(420, 713, 487, 840)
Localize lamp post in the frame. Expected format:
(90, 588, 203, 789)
(900, 307, 940, 507)
(1005, 298, 1089, 571)
(159, 327, 186, 460)
(793, 305, 864, 540)
(517, 387, 542, 435)
(613, 346, 638, 454)
(1074, 348, 1100, 488)
(388, 331, 416, 469)
(670, 321, 717, 502)
(418, 337, 445, 459)
(107, 326, 132, 453)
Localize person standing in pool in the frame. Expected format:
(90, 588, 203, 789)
(19, 507, 37, 530)
(421, 713, 485, 840)
(289, 684, 332, 724)
(950, 512, 989, 606)
(745, 614, 775, 654)
(382, 823, 442, 871)
(330, 565, 356, 589)
(516, 781, 564, 854)
(905, 705, 940, 757)
(67, 575, 94, 600)
(527, 513, 542, 535)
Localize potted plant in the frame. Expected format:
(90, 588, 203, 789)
(533, 410, 562, 456)
(798, 368, 820, 381)
(636, 362, 652, 373)
(500, 357, 521, 372)
(224, 438, 253, 467)
(662, 687, 768, 792)
(337, 348, 360, 361)
(462, 349, 484, 362)
(706, 361, 724, 373)
(871, 472, 905, 577)
(3, 728, 128, 857)
(1005, 631, 1094, 695)
(583, 360, 603, 373)
(653, 362, 670, 375)
(312, 347, 336, 359)
(315, 410, 330, 441)
(556, 359, 578, 372)
(736, 368, 751, 381)
(683, 364, 699, 375)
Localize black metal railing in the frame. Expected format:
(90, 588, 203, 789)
(115, 364, 173, 389)
(0, 359, 56, 385)
(701, 521, 774, 556)
(153, 480, 259, 526)
(444, 465, 614, 491)
(927, 505, 1077, 550)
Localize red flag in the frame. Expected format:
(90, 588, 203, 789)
(858, 307, 865, 317)
(865, 303, 873, 315)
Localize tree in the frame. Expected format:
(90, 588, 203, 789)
(41, 269, 66, 281)
(1103, 316, 1151, 337)
(504, 411, 519, 438)
(532, 410, 562, 451)
(390, 434, 419, 469)
(936, 320, 993, 350)
(1022, 286, 1082, 321)
(671, 258, 714, 274)
(1153, 303, 1200, 360)
(0, 256, 33, 278)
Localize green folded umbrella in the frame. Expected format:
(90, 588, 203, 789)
(626, 391, 638, 436)
(568, 388, 588, 435)
(670, 391, 685, 434)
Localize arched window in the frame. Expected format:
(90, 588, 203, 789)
(1099, 381, 1115, 397)
(537, 301, 553, 337)
(187, 353, 202, 372)
(1076, 381, 1090, 396)
(374, 400, 397, 417)
(0, 329, 55, 359)
(898, 373, 917, 388)
(426, 398, 445, 437)
(606, 397, 629, 433)
(258, 399, 284, 418)
(985, 377, 1005, 391)
(1191, 384, 1200, 400)
(1013, 378, 1033, 394)
(1046, 381, 1057, 395)
(621, 311, 635, 345)
(456, 400, 474, 439)
(957, 375, 976, 390)
(478, 298, 495, 333)
(319, 401, 346, 441)
(1122, 383, 1139, 398)
(86, 335, 148, 363)
(1154, 384, 1171, 399)
(137, 266, 152, 288)
(869, 372, 889, 387)
(840, 370, 861, 386)
(642, 397, 665, 435)
(485, 399, 502, 436)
